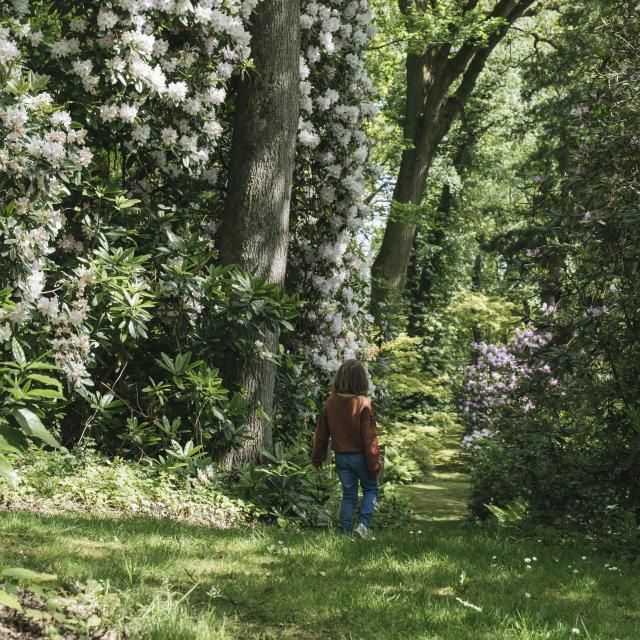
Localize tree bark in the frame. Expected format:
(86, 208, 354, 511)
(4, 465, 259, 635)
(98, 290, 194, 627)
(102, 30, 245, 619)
(371, 0, 538, 321)
(471, 236, 486, 348)
(218, 0, 300, 464)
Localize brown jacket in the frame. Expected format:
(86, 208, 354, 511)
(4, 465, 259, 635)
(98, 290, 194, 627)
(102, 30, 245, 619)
(311, 393, 380, 474)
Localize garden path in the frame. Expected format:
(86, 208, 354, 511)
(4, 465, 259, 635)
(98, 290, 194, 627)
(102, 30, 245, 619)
(397, 427, 470, 522)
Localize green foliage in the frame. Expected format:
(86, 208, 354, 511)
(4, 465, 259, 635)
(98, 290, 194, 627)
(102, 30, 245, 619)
(1, 448, 250, 527)
(384, 444, 423, 483)
(233, 442, 340, 528)
(0, 567, 56, 611)
(0, 340, 63, 486)
(451, 292, 517, 341)
(0, 564, 122, 638)
(459, 0, 640, 540)
(372, 483, 411, 528)
(382, 418, 443, 483)
(377, 334, 446, 405)
(371, 335, 461, 483)
(485, 499, 528, 530)
(70, 261, 299, 460)
(272, 349, 319, 446)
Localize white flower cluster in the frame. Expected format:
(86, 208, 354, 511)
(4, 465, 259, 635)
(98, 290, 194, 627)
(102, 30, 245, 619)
(0, 19, 94, 388)
(2, 0, 379, 392)
(0, 0, 270, 389)
(40, 0, 260, 184)
(461, 428, 497, 451)
(293, 0, 377, 374)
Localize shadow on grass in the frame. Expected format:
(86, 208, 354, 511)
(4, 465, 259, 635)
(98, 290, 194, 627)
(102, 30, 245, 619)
(2, 509, 639, 639)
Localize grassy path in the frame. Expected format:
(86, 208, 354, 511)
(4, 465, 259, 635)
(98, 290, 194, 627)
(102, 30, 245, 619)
(2, 510, 639, 639)
(2, 436, 639, 639)
(397, 427, 471, 523)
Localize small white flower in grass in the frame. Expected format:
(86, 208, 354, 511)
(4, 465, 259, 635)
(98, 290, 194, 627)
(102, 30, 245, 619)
(532, 556, 537, 561)
(571, 629, 580, 635)
(524, 558, 531, 563)
(492, 555, 497, 560)
(525, 592, 531, 598)
(573, 569, 579, 574)
(581, 556, 587, 560)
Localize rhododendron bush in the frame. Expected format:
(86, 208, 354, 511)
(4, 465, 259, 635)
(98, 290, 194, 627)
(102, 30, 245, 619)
(287, 0, 377, 376)
(459, 1, 640, 533)
(0, 0, 376, 461)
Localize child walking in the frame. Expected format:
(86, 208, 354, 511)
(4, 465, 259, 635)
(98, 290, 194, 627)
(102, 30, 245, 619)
(311, 359, 380, 537)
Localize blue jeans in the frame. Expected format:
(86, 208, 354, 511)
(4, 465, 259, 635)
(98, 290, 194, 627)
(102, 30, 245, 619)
(335, 452, 378, 532)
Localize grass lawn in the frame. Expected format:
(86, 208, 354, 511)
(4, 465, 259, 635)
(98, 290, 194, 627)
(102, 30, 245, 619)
(397, 470, 470, 523)
(1, 510, 638, 639)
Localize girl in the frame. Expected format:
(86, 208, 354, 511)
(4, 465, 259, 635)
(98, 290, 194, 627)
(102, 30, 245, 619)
(312, 359, 380, 537)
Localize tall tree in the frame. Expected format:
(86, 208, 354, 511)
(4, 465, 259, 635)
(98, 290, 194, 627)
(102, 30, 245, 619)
(371, 0, 540, 319)
(218, 0, 300, 463)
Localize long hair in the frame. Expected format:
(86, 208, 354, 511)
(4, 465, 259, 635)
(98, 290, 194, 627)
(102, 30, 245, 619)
(332, 359, 369, 396)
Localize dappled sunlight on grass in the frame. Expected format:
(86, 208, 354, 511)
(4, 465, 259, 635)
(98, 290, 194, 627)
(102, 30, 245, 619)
(1, 510, 639, 639)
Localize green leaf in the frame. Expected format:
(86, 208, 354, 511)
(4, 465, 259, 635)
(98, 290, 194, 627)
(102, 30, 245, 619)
(1, 568, 57, 582)
(11, 338, 26, 367)
(26, 374, 63, 390)
(24, 361, 58, 371)
(12, 408, 60, 448)
(0, 427, 24, 454)
(25, 389, 64, 400)
(0, 588, 21, 610)
(0, 456, 20, 487)
(116, 198, 141, 209)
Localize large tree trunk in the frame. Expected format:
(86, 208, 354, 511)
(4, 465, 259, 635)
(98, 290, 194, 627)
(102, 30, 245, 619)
(218, 0, 300, 465)
(371, 0, 538, 322)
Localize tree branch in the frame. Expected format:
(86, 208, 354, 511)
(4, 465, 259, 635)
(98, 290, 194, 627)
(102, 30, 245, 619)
(511, 25, 560, 50)
(438, 0, 538, 136)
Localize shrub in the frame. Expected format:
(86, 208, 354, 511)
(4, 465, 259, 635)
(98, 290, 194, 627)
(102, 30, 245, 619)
(1, 448, 250, 527)
(233, 442, 340, 528)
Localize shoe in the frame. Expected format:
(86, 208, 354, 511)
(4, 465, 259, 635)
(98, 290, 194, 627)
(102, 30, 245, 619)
(354, 523, 371, 539)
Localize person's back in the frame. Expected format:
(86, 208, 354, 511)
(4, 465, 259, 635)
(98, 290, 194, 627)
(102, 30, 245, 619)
(312, 392, 380, 474)
(311, 360, 380, 537)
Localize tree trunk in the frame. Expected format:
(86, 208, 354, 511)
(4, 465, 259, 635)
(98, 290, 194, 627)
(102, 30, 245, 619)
(218, 0, 300, 465)
(371, 0, 538, 322)
(471, 238, 485, 349)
